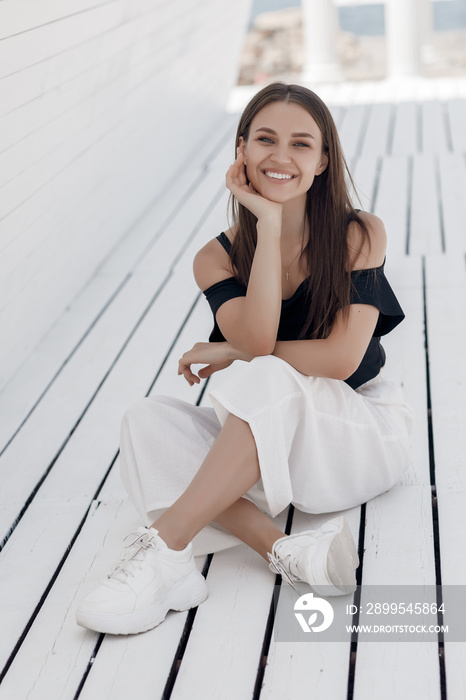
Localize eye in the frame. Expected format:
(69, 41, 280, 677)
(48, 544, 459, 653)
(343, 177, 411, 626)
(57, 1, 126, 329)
(257, 137, 274, 144)
(293, 142, 310, 148)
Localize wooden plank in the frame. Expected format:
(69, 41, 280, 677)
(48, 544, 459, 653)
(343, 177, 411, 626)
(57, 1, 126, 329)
(353, 485, 440, 700)
(360, 104, 392, 158)
(426, 256, 466, 691)
(0, 500, 132, 700)
(0, 118, 235, 451)
(0, 3, 125, 80)
(0, 2, 164, 118)
(421, 101, 449, 154)
(447, 99, 466, 153)
(338, 105, 369, 163)
(437, 152, 466, 255)
(391, 102, 417, 156)
(373, 155, 409, 256)
(409, 154, 442, 255)
(0, 183, 230, 543)
(169, 510, 288, 700)
(261, 508, 361, 699)
(382, 257, 430, 486)
(350, 155, 378, 212)
(425, 255, 466, 487)
(0, 497, 209, 700)
(435, 483, 466, 700)
(0, 0, 110, 39)
(0, 192, 231, 673)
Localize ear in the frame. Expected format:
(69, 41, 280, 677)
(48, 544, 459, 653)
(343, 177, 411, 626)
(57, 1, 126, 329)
(237, 137, 247, 164)
(316, 152, 328, 176)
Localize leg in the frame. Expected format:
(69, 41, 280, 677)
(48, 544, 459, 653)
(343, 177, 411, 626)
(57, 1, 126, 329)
(151, 413, 276, 552)
(213, 497, 286, 561)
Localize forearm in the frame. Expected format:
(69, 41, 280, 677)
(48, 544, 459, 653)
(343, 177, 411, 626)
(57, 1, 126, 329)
(219, 216, 283, 356)
(272, 339, 355, 380)
(227, 336, 352, 380)
(243, 222, 282, 350)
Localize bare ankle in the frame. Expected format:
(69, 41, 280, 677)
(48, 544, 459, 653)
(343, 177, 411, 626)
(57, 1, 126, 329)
(150, 523, 189, 551)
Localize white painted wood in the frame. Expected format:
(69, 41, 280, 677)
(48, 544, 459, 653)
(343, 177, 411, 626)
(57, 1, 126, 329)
(338, 105, 369, 163)
(170, 510, 288, 700)
(0, 175, 231, 543)
(351, 155, 378, 212)
(0, 184, 233, 675)
(391, 102, 417, 156)
(409, 154, 442, 255)
(1, 96, 462, 698)
(0, 4, 124, 80)
(0, 500, 132, 700)
(382, 257, 430, 486)
(0, 3, 166, 118)
(447, 99, 466, 153)
(437, 152, 466, 254)
(435, 483, 466, 700)
(0, 122, 235, 448)
(353, 485, 440, 700)
(0, 0, 116, 40)
(262, 507, 361, 699)
(0, 0, 251, 392)
(360, 104, 392, 158)
(421, 101, 449, 154)
(425, 255, 466, 487)
(0, 269, 205, 668)
(374, 155, 409, 256)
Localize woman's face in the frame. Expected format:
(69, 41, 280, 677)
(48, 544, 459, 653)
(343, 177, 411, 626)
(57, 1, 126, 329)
(239, 101, 328, 205)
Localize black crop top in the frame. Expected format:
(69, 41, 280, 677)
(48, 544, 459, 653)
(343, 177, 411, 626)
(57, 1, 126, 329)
(202, 232, 405, 390)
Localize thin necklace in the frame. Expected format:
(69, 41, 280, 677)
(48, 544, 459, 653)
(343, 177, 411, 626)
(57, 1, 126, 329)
(282, 247, 303, 280)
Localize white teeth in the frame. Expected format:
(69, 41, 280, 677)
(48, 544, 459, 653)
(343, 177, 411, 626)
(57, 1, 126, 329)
(265, 171, 293, 180)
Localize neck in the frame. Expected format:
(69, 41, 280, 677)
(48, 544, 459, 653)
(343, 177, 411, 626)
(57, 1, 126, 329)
(280, 196, 308, 244)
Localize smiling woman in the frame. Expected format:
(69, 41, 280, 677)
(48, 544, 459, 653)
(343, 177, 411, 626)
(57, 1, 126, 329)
(76, 83, 414, 638)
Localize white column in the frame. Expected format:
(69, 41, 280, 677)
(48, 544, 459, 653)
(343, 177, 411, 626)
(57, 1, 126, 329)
(385, 0, 421, 77)
(418, 0, 436, 64)
(301, 0, 343, 83)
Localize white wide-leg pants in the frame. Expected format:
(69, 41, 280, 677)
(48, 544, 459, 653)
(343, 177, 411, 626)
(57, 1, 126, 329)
(120, 356, 414, 556)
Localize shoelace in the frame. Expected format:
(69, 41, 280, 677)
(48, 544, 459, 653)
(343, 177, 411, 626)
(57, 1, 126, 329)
(108, 531, 156, 581)
(267, 550, 299, 592)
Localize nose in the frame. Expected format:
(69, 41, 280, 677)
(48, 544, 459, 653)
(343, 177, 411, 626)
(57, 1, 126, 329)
(270, 144, 292, 164)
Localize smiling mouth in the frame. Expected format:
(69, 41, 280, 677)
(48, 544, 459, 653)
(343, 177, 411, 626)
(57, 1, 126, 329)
(263, 170, 296, 181)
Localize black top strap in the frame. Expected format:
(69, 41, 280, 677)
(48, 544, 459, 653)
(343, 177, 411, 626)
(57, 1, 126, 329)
(216, 232, 232, 255)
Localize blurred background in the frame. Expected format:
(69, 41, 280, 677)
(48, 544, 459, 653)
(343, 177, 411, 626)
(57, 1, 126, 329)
(238, 0, 466, 85)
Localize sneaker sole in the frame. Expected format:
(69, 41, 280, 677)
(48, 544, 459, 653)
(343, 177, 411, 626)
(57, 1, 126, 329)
(311, 516, 359, 597)
(76, 569, 208, 635)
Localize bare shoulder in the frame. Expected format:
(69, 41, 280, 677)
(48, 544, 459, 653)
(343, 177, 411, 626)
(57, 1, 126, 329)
(348, 211, 387, 270)
(193, 228, 236, 291)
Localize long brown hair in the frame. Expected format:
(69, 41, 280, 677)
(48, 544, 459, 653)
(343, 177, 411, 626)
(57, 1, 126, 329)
(228, 82, 370, 339)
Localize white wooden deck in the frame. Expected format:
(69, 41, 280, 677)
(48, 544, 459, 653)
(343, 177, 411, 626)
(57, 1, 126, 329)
(1, 97, 466, 700)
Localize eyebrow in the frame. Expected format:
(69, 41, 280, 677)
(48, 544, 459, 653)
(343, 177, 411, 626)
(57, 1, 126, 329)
(254, 127, 315, 140)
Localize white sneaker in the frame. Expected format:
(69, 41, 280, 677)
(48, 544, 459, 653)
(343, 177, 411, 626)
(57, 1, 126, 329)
(76, 527, 208, 635)
(267, 516, 359, 596)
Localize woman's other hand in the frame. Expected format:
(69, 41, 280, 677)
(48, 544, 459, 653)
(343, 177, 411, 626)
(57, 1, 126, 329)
(226, 153, 282, 224)
(178, 342, 251, 386)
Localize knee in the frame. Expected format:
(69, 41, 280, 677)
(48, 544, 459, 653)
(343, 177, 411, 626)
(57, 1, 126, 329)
(121, 395, 171, 429)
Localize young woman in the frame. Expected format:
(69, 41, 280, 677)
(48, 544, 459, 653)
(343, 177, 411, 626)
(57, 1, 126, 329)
(76, 83, 413, 636)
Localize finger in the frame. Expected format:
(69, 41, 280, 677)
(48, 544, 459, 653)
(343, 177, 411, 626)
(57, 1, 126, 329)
(178, 361, 200, 385)
(230, 153, 245, 179)
(198, 365, 215, 379)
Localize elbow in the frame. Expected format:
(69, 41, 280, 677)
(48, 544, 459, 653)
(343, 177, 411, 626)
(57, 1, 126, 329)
(243, 336, 276, 358)
(331, 354, 361, 381)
